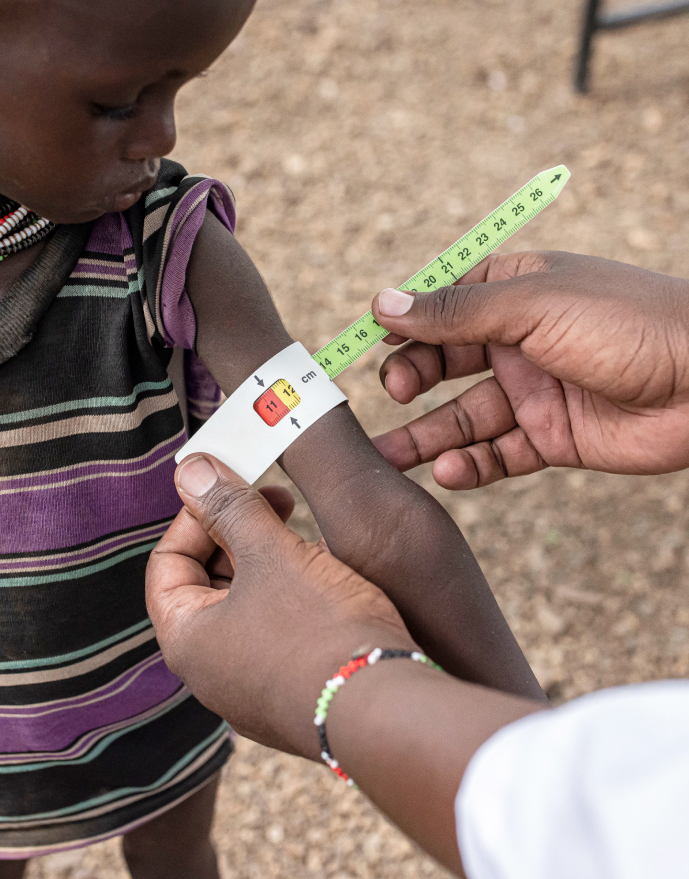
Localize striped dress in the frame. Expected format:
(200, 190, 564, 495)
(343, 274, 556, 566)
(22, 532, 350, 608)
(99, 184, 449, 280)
(0, 161, 235, 858)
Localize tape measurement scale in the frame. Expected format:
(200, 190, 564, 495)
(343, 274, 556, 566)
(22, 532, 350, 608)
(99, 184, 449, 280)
(312, 165, 571, 381)
(254, 379, 301, 427)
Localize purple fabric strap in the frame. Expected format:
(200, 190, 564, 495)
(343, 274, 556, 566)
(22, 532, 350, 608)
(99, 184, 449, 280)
(158, 179, 236, 416)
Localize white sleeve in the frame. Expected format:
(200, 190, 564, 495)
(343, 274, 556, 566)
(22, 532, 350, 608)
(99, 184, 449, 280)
(455, 681, 689, 879)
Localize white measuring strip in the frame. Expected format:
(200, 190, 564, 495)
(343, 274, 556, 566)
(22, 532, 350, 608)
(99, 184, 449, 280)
(175, 343, 346, 483)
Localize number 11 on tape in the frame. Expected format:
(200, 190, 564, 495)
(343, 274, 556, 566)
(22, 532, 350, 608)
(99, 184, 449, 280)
(313, 165, 571, 380)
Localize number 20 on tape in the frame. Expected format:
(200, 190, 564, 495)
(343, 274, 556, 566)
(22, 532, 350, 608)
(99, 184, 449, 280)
(254, 379, 301, 427)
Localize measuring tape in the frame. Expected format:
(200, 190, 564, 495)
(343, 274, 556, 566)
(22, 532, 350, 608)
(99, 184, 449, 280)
(312, 165, 571, 380)
(177, 166, 571, 482)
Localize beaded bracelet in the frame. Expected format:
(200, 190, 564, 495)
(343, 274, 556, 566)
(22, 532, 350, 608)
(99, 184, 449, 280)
(314, 647, 444, 785)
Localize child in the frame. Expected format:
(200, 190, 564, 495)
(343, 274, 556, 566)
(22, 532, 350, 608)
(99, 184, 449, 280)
(0, 1, 543, 877)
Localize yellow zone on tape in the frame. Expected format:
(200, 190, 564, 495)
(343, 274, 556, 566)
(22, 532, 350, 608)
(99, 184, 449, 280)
(253, 379, 301, 427)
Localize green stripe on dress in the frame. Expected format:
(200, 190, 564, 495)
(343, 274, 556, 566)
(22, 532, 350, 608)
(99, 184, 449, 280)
(0, 722, 228, 819)
(0, 540, 159, 588)
(0, 619, 153, 671)
(0, 380, 171, 425)
(58, 285, 130, 299)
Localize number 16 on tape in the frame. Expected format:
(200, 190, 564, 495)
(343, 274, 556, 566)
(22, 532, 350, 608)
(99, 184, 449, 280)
(313, 165, 571, 380)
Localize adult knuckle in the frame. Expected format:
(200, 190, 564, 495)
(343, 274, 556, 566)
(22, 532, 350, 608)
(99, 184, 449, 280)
(202, 481, 262, 543)
(425, 285, 461, 330)
(488, 439, 509, 479)
(447, 398, 474, 446)
(203, 481, 250, 526)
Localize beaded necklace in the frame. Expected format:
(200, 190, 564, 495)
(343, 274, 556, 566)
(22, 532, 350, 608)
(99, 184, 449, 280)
(0, 198, 55, 262)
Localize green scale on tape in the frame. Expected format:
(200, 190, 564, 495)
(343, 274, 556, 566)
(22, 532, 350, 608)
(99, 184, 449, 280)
(312, 165, 571, 380)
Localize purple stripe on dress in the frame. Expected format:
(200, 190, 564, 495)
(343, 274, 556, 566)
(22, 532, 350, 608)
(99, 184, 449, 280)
(0, 458, 182, 554)
(0, 522, 169, 573)
(83, 213, 127, 257)
(184, 351, 222, 423)
(0, 691, 186, 765)
(208, 187, 236, 234)
(0, 434, 183, 492)
(0, 654, 161, 716)
(0, 653, 183, 756)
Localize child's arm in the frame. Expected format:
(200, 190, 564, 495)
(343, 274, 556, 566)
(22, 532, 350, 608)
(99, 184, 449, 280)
(186, 212, 543, 701)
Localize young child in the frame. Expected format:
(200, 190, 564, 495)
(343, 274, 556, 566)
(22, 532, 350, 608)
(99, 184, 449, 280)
(0, 1, 544, 877)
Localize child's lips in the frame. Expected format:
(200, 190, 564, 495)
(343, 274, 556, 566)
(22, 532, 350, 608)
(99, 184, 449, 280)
(110, 175, 157, 212)
(112, 191, 144, 211)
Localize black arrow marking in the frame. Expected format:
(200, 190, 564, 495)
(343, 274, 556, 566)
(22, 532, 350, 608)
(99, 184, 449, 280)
(551, 174, 561, 183)
(291, 417, 301, 429)
(254, 376, 264, 387)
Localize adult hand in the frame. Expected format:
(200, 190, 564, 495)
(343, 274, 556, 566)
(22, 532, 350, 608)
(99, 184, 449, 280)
(371, 251, 689, 489)
(147, 457, 541, 876)
(145, 454, 415, 761)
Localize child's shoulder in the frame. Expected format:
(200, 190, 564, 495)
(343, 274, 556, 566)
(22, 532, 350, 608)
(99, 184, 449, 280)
(125, 159, 236, 256)
(111, 159, 237, 351)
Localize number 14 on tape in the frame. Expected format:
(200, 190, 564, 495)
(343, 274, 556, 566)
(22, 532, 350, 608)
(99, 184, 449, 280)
(313, 165, 571, 380)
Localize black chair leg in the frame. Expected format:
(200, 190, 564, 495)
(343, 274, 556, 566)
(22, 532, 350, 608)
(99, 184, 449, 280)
(575, 0, 602, 93)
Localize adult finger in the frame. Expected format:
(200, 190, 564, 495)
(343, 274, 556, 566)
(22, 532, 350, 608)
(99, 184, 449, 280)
(382, 332, 410, 346)
(371, 253, 555, 348)
(432, 426, 548, 490)
(146, 506, 229, 640)
(380, 340, 489, 404)
(148, 459, 300, 644)
(372, 376, 517, 471)
(174, 454, 300, 568)
(204, 485, 295, 585)
(451, 251, 542, 286)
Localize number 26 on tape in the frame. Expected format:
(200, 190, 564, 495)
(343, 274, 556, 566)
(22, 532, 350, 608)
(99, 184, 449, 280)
(253, 379, 301, 427)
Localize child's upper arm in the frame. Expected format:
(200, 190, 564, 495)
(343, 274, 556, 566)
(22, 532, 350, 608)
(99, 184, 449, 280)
(185, 210, 294, 391)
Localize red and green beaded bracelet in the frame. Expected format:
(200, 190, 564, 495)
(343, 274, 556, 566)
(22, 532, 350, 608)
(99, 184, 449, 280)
(314, 647, 444, 785)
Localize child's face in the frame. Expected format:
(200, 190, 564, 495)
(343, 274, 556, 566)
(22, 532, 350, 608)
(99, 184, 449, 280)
(0, 0, 255, 224)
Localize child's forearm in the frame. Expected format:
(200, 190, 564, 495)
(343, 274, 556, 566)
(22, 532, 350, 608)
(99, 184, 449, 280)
(280, 406, 543, 698)
(187, 215, 543, 699)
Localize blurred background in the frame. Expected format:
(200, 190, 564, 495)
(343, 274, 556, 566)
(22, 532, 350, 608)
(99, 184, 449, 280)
(27, 0, 689, 876)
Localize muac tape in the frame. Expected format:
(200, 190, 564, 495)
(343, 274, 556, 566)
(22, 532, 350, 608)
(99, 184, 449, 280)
(175, 343, 346, 483)
(312, 165, 571, 379)
(176, 167, 571, 483)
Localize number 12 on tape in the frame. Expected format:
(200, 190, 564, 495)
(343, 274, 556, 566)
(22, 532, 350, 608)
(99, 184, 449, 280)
(313, 165, 571, 380)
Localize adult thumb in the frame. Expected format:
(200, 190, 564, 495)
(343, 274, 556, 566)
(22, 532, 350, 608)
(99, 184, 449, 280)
(175, 453, 291, 569)
(372, 276, 546, 348)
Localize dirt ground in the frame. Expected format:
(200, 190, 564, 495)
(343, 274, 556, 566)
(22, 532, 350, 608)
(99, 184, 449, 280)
(27, 1, 689, 877)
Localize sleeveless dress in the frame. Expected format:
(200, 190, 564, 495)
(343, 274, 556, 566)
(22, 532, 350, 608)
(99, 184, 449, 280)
(0, 160, 234, 858)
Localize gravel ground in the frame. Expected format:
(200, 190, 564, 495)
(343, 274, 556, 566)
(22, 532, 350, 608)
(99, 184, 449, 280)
(27, 1, 689, 876)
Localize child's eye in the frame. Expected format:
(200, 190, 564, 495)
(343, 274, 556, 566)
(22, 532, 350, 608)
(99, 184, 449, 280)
(90, 102, 138, 121)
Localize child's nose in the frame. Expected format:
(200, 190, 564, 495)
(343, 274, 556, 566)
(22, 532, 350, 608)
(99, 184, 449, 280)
(125, 104, 177, 162)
